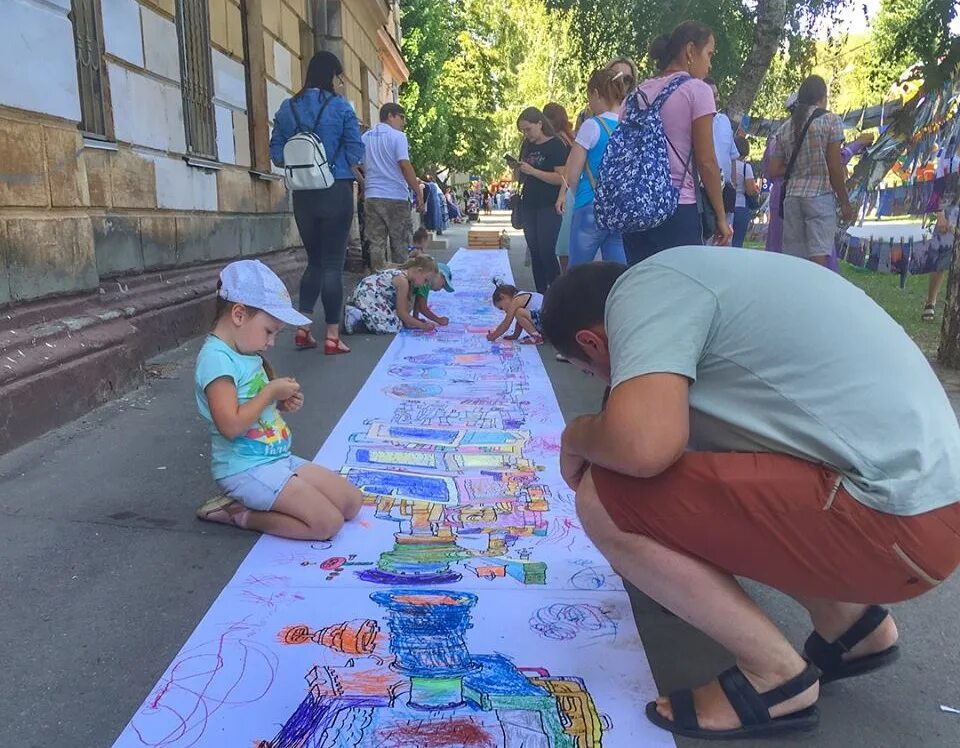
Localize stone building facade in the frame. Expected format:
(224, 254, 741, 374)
(0, 0, 407, 306)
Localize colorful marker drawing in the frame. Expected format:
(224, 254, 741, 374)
(257, 591, 610, 748)
(112, 250, 672, 748)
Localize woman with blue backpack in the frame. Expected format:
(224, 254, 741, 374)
(556, 68, 629, 267)
(269, 51, 364, 354)
(597, 21, 732, 265)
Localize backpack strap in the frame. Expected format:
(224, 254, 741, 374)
(594, 115, 614, 138)
(312, 91, 334, 131)
(290, 90, 334, 134)
(650, 74, 692, 111)
(584, 116, 615, 190)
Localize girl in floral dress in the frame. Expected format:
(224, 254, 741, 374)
(344, 255, 439, 334)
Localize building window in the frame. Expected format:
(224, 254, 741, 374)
(176, 0, 218, 159)
(70, 0, 112, 139)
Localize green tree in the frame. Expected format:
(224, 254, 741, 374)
(398, 0, 463, 169)
(398, 0, 586, 177)
(547, 0, 860, 120)
(868, 0, 954, 95)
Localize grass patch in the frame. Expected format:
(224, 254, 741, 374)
(839, 263, 943, 356)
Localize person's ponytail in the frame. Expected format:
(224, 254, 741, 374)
(647, 21, 713, 73)
(648, 34, 672, 71)
(791, 75, 828, 154)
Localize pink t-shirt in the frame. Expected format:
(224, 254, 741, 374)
(635, 73, 716, 204)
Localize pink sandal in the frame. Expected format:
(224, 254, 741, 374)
(196, 496, 249, 528)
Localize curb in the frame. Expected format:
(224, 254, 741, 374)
(0, 249, 306, 456)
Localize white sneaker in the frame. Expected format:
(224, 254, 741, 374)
(343, 305, 362, 335)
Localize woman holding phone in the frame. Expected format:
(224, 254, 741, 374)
(515, 107, 570, 293)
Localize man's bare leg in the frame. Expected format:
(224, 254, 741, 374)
(794, 596, 899, 661)
(576, 469, 818, 729)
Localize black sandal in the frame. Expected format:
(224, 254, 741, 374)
(804, 604, 900, 685)
(644, 660, 820, 740)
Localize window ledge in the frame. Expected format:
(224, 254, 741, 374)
(82, 136, 118, 152)
(250, 169, 283, 181)
(184, 156, 222, 171)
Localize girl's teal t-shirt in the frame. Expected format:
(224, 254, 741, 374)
(195, 335, 292, 479)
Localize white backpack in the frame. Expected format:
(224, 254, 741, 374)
(282, 95, 336, 191)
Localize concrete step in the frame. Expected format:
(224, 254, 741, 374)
(0, 249, 306, 456)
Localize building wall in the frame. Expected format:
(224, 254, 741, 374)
(0, 0, 406, 306)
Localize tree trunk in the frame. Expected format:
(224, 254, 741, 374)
(725, 0, 788, 123)
(937, 220, 960, 366)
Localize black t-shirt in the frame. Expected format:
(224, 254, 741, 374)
(520, 137, 569, 208)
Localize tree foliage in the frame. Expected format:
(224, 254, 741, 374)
(546, 0, 863, 115)
(397, 0, 463, 171)
(397, 0, 957, 174)
(398, 0, 585, 177)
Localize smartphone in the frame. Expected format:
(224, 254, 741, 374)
(504, 153, 519, 166)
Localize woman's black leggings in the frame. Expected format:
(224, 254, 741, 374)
(522, 204, 561, 293)
(292, 180, 354, 325)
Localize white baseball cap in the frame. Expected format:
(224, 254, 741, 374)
(218, 260, 311, 326)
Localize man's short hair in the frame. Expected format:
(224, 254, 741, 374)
(380, 103, 405, 122)
(541, 262, 628, 361)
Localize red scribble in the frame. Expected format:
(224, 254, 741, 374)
(376, 717, 497, 748)
(527, 435, 561, 453)
(129, 620, 277, 747)
(244, 574, 289, 587)
(240, 590, 289, 610)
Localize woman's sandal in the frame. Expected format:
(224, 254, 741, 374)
(645, 660, 820, 740)
(804, 605, 900, 686)
(922, 303, 936, 322)
(196, 496, 249, 528)
(519, 334, 544, 345)
(294, 328, 318, 350)
(324, 336, 351, 355)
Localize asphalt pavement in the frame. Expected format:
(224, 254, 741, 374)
(1, 213, 958, 747)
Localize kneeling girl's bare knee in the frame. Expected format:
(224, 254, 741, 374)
(309, 510, 344, 541)
(342, 485, 363, 519)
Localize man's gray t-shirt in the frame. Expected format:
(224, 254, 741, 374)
(605, 246, 960, 516)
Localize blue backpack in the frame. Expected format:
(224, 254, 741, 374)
(595, 74, 691, 233)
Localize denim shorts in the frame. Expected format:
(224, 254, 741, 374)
(217, 455, 308, 511)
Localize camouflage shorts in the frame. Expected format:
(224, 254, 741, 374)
(364, 198, 413, 269)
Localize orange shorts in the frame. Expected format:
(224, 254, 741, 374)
(591, 452, 960, 604)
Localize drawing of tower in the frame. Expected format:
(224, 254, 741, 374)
(370, 589, 479, 710)
(258, 590, 609, 748)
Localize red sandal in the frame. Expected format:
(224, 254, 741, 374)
(324, 336, 351, 355)
(294, 328, 318, 350)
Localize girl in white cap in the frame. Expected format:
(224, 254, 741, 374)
(194, 260, 362, 540)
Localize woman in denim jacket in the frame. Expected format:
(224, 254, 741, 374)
(270, 51, 364, 354)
